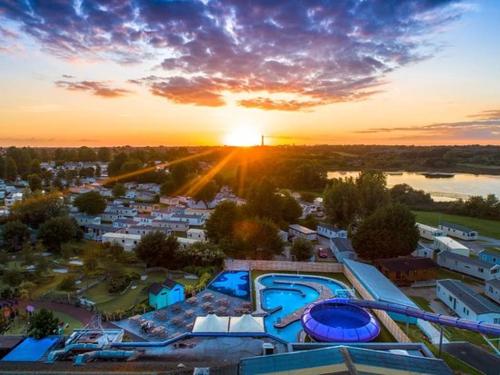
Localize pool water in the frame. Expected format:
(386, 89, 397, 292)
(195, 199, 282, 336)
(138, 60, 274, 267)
(259, 274, 347, 342)
(311, 304, 369, 328)
(208, 271, 250, 300)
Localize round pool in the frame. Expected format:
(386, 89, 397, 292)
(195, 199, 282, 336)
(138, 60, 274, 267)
(301, 299, 380, 342)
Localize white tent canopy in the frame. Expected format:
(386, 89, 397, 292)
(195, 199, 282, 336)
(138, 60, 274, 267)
(192, 314, 229, 333)
(229, 314, 265, 333)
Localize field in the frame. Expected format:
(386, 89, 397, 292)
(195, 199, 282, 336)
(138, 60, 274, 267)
(413, 210, 500, 239)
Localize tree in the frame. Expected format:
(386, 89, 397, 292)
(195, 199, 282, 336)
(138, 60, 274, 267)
(30, 159, 41, 174)
(74, 191, 106, 215)
(300, 214, 319, 230)
(97, 147, 111, 162)
(58, 276, 76, 291)
(135, 231, 179, 267)
(390, 184, 433, 207)
(291, 238, 313, 261)
(232, 218, 283, 260)
(324, 177, 359, 227)
(78, 146, 97, 161)
(84, 256, 98, 274)
(192, 180, 218, 206)
(356, 171, 390, 217)
(2, 220, 30, 252)
(160, 178, 176, 196)
(205, 201, 242, 244)
(4, 157, 17, 181)
(28, 309, 60, 339)
(288, 161, 327, 190)
(38, 216, 78, 253)
(171, 163, 190, 186)
(246, 179, 282, 221)
(11, 192, 66, 228)
(112, 183, 126, 198)
(352, 204, 419, 260)
(176, 242, 225, 268)
(279, 193, 302, 224)
(27, 174, 42, 192)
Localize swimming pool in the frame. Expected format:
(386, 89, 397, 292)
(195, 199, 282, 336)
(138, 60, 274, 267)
(208, 271, 250, 300)
(257, 274, 350, 342)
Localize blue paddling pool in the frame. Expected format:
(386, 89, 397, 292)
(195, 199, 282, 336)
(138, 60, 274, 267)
(301, 299, 380, 342)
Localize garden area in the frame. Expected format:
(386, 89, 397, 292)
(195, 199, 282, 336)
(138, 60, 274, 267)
(0, 236, 219, 331)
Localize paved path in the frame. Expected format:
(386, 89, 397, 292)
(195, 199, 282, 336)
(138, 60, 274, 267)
(443, 342, 500, 375)
(21, 301, 94, 325)
(274, 281, 334, 328)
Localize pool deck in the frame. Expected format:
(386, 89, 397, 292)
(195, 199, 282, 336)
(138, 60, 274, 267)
(273, 280, 335, 328)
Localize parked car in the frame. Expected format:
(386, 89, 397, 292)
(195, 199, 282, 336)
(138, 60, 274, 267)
(318, 247, 329, 258)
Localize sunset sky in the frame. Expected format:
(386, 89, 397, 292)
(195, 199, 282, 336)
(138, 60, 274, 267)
(0, 0, 499, 147)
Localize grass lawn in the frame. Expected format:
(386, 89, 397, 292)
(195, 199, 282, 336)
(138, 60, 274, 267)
(409, 296, 432, 312)
(413, 210, 500, 239)
(435, 268, 482, 286)
(83, 269, 198, 313)
(53, 311, 83, 333)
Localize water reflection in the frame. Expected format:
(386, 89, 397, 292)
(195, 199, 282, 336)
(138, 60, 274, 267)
(327, 171, 500, 201)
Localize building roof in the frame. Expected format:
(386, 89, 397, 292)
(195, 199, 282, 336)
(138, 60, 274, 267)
(289, 224, 316, 234)
(434, 236, 469, 250)
(331, 238, 354, 253)
(148, 278, 181, 295)
(229, 314, 265, 333)
(440, 221, 476, 233)
(486, 278, 500, 290)
(192, 314, 229, 333)
(416, 222, 441, 232)
(438, 279, 500, 315)
(344, 259, 418, 308)
(102, 232, 141, 240)
(439, 251, 492, 268)
(317, 223, 345, 232)
(377, 257, 437, 272)
(239, 345, 452, 375)
(481, 247, 500, 257)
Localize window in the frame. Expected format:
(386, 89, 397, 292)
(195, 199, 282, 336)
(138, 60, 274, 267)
(478, 268, 484, 273)
(495, 318, 500, 324)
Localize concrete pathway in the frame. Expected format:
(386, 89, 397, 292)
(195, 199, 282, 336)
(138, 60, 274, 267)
(273, 280, 334, 328)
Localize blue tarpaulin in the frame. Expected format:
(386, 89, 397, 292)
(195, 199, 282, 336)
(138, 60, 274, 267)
(2, 336, 61, 362)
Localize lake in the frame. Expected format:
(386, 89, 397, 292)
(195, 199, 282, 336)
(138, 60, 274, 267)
(327, 171, 500, 201)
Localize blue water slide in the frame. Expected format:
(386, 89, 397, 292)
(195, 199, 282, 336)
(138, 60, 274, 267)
(331, 298, 500, 336)
(74, 350, 136, 365)
(46, 343, 101, 363)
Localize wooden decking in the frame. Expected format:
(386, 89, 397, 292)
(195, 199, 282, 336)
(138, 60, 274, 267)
(273, 281, 335, 328)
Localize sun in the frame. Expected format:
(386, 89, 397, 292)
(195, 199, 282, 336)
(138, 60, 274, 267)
(224, 125, 261, 146)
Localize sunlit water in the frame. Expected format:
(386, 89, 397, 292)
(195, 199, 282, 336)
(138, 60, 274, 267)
(327, 171, 500, 201)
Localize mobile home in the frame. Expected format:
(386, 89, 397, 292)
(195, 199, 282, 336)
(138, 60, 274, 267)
(416, 223, 443, 241)
(438, 222, 478, 241)
(433, 236, 470, 257)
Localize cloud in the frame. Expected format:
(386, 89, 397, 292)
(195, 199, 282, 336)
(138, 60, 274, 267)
(238, 98, 320, 111)
(357, 109, 500, 140)
(0, 0, 465, 109)
(468, 109, 500, 120)
(55, 80, 132, 98)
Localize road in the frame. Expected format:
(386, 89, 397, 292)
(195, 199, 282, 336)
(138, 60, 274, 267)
(443, 342, 500, 375)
